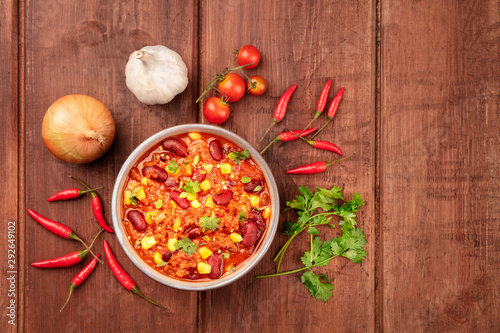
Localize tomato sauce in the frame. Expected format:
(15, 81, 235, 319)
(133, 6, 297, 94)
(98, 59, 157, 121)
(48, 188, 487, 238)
(121, 132, 271, 281)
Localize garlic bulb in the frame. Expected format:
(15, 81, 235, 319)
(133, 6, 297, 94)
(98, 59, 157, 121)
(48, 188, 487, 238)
(125, 45, 189, 105)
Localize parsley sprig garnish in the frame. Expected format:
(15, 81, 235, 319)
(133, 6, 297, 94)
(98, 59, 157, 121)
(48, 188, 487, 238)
(199, 211, 220, 232)
(228, 149, 250, 164)
(175, 237, 198, 255)
(256, 185, 366, 302)
(182, 179, 200, 194)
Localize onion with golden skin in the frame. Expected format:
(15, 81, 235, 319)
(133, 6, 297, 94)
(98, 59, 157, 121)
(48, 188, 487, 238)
(42, 94, 115, 164)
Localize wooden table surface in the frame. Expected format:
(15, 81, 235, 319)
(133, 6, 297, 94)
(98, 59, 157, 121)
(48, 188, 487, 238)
(1, 0, 499, 332)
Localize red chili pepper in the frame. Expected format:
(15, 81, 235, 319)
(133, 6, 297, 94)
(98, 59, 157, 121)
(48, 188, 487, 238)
(60, 254, 100, 312)
(289, 131, 343, 156)
(260, 127, 317, 155)
(70, 176, 114, 233)
(47, 187, 103, 202)
(27, 209, 99, 261)
(285, 154, 354, 175)
(299, 79, 332, 135)
(312, 87, 345, 139)
(258, 84, 298, 143)
(103, 240, 167, 310)
(31, 229, 103, 268)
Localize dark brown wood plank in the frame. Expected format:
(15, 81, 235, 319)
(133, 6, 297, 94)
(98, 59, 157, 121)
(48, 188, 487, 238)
(0, 0, 19, 332)
(381, 1, 500, 331)
(199, 1, 376, 331)
(23, 1, 199, 331)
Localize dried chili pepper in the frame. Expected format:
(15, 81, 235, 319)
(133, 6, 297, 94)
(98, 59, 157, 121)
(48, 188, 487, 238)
(27, 209, 98, 257)
(47, 187, 103, 202)
(103, 240, 167, 310)
(260, 127, 317, 155)
(31, 229, 103, 268)
(299, 79, 332, 135)
(258, 84, 298, 143)
(70, 176, 114, 233)
(312, 87, 345, 139)
(285, 154, 354, 175)
(60, 254, 100, 312)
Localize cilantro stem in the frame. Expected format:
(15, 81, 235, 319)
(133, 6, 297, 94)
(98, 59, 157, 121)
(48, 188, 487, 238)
(310, 234, 314, 262)
(256, 256, 338, 278)
(274, 225, 308, 273)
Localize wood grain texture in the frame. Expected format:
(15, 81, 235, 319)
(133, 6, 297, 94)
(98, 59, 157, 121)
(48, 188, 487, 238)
(23, 0, 199, 331)
(199, 0, 376, 331)
(381, 0, 500, 332)
(0, 0, 19, 331)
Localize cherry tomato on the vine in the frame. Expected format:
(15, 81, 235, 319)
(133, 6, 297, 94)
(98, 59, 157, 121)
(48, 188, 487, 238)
(217, 73, 246, 103)
(247, 75, 268, 96)
(237, 45, 261, 69)
(203, 97, 230, 124)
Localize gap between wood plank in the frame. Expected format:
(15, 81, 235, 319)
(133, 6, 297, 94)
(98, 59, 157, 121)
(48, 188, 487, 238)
(374, 0, 382, 332)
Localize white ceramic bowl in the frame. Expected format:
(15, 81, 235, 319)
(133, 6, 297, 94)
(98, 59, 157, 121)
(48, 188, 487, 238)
(111, 124, 279, 291)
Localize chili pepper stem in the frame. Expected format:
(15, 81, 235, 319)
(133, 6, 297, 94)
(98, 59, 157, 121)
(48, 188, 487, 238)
(299, 111, 322, 136)
(131, 286, 168, 310)
(311, 117, 332, 139)
(80, 187, 104, 194)
(258, 119, 278, 144)
(69, 176, 92, 191)
(60, 284, 75, 312)
(85, 229, 104, 263)
(260, 137, 279, 155)
(325, 153, 355, 167)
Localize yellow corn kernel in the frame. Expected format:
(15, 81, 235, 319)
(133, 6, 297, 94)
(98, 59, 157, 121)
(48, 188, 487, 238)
(141, 177, 148, 186)
(205, 196, 214, 208)
(200, 180, 211, 191)
(185, 163, 193, 176)
(168, 238, 177, 251)
(170, 200, 177, 209)
(250, 195, 260, 207)
(230, 233, 243, 243)
(220, 163, 232, 174)
(141, 236, 157, 250)
(193, 155, 200, 166)
(188, 132, 201, 140)
(202, 235, 211, 242)
(202, 163, 213, 172)
(124, 190, 131, 205)
(136, 187, 146, 201)
(191, 199, 202, 208)
(263, 207, 272, 219)
(145, 211, 158, 224)
(173, 218, 181, 231)
(186, 193, 197, 201)
(197, 262, 212, 274)
(153, 252, 163, 264)
(198, 246, 213, 259)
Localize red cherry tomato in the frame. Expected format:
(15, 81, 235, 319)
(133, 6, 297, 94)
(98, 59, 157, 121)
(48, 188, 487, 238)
(247, 75, 268, 96)
(203, 97, 230, 124)
(237, 45, 261, 69)
(217, 73, 246, 103)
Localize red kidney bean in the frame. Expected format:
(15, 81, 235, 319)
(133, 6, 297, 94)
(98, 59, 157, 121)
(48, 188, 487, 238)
(164, 177, 178, 190)
(242, 222, 259, 247)
(142, 165, 168, 182)
(163, 138, 188, 157)
(169, 190, 190, 209)
(186, 227, 201, 239)
(243, 180, 263, 193)
(161, 250, 174, 262)
(208, 253, 223, 279)
(127, 210, 147, 231)
(192, 169, 206, 183)
(208, 140, 223, 161)
(212, 189, 233, 205)
(248, 209, 265, 230)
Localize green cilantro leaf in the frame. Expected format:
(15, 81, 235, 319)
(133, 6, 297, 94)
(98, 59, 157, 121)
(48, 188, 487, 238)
(182, 179, 201, 194)
(228, 149, 250, 164)
(129, 187, 141, 206)
(241, 176, 251, 183)
(199, 211, 220, 232)
(168, 160, 179, 174)
(301, 271, 334, 302)
(175, 237, 198, 255)
(307, 226, 319, 235)
(238, 211, 246, 221)
(157, 261, 168, 267)
(253, 185, 262, 192)
(155, 199, 163, 209)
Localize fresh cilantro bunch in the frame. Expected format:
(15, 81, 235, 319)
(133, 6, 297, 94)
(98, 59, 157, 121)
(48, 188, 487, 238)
(256, 185, 366, 302)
